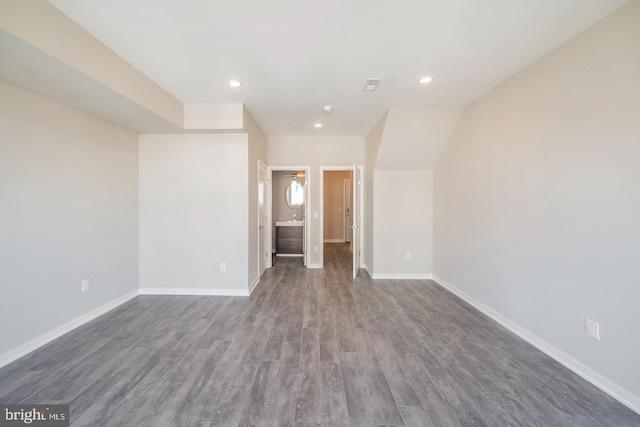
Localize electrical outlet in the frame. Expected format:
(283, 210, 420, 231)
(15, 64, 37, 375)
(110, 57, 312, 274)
(313, 212, 319, 219)
(406, 251, 412, 260)
(81, 279, 90, 293)
(585, 318, 600, 340)
(314, 245, 319, 252)
(220, 262, 227, 272)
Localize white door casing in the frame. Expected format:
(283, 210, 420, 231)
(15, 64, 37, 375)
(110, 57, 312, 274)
(344, 179, 352, 245)
(258, 161, 267, 276)
(352, 165, 361, 278)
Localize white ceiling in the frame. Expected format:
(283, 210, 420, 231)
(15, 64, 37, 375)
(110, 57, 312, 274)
(48, 0, 626, 137)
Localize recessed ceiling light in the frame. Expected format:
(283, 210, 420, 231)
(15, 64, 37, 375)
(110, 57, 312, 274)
(419, 76, 433, 84)
(323, 105, 333, 113)
(314, 123, 322, 128)
(229, 80, 241, 88)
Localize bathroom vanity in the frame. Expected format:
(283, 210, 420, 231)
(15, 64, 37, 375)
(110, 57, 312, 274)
(275, 221, 304, 256)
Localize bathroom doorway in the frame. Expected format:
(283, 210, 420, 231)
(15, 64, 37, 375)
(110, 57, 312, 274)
(266, 166, 311, 269)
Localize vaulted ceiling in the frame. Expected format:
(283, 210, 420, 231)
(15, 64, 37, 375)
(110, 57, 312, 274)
(45, 0, 626, 137)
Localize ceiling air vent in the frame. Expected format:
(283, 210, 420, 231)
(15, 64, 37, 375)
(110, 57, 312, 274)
(363, 78, 382, 92)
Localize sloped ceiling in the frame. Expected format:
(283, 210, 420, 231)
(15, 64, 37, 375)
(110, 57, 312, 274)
(47, 0, 627, 137)
(0, 0, 629, 137)
(374, 107, 462, 170)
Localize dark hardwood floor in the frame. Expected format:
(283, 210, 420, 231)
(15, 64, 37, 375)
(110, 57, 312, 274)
(1, 243, 638, 426)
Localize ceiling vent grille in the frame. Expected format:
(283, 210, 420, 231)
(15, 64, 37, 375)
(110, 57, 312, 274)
(363, 78, 382, 92)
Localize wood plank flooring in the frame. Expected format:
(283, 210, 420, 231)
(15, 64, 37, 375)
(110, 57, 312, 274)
(1, 243, 638, 426)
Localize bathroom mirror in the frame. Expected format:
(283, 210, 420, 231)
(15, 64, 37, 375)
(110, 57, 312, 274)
(285, 181, 304, 209)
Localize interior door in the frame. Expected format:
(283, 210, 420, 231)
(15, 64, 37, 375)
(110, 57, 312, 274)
(258, 162, 267, 276)
(344, 179, 352, 245)
(352, 165, 361, 278)
(303, 174, 308, 267)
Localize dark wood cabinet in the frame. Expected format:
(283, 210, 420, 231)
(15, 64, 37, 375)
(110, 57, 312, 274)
(276, 225, 303, 255)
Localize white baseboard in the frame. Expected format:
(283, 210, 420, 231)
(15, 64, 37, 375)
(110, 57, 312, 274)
(0, 289, 139, 369)
(139, 287, 250, 297)
(371, 273, 433, 280)
(276, 254, 303, 257)
(364, 265, 373, 278)
(431, 274, 640, 416)
(323, 239, 345, 243)
(249, 276, 260, 295)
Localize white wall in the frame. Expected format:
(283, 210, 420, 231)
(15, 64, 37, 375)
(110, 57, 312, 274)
(139, 133, 250, 295)
(365, 114, 387, 273)
(373, 170, 433, 278)
(245, 108, 268, 289)
(0, 1, 183, 128)
(0, 82, 139, 361)
(268, 136, 365, 267)
(375, 106, 462, 170)
(434, 1, 640, 410)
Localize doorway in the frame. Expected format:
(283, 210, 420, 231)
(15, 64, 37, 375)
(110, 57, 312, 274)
(266, 166, 311, 269)
(320, 166, 363, 278)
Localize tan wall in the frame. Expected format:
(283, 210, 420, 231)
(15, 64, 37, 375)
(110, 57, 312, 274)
(323, 171, 352, 242)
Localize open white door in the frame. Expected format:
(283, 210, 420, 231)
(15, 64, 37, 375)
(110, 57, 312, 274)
(303, 174, 309, 266)
(352, 165, 361, 278)
(258, 162, 267, 276)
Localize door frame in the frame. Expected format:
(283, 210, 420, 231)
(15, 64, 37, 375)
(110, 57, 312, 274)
(319, 166, 364, 269)
(266, 165, 311, 268)
(343, 178, 352, 244)
(257, 160, 268, 277)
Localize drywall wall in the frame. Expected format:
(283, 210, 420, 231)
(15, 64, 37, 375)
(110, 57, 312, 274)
(323, 171, 352, 242)
(375, 106, 462, 170)
(139, 133, 249, 295)
(0, 0, 183, 127)
(244, 107, 268, 289)
(365, 114, 387, 273)
(373, 170, 433, 278)
(434, 1, 640, 410)
(268, 136, 365, 267)
(184, 103, 244, 130)
(0, 82, 139, 361)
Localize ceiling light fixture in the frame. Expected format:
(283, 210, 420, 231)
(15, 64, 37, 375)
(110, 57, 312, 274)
(363, 78, 382, 92)
(419, 76, 433, 84)
(314, 123, 322, 128)
(323, 105, 333, 113)
(229, 80, 241, 87)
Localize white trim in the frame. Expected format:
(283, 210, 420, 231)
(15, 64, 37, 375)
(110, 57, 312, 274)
(364, 265, 373, 277)
(372, 273, 434, 280)
(257, 159, 267, 278)
(324, 238, 345, 243)
(249, 276, 260, 295)
(276, 253, 303, 257)
(431, 274, 640, 416)
(0, 289, 139, 369)
(320, 166, 360, 269)
(343, 178, 352, 243)
(139, 288, 250, 297)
